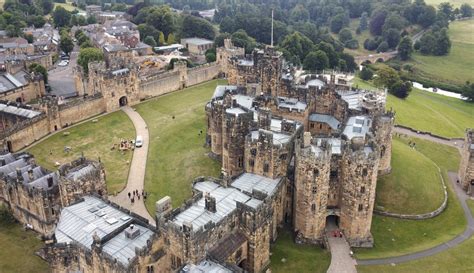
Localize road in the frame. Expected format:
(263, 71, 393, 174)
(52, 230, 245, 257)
(48, 45, 79, 98)
(108, 106, 155, 225)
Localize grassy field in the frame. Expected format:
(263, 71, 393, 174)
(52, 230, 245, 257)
(355, 136, 465, 259)
(27, 111, 135, 194)
(54, 1, 84, 12)
(270, 229, 331, 273)
(408, 19, 474, 86)
(135, 80, 223, 211)
(376, 137, 444, 214)
(0, 210, 49, 273)
(358, 200, 474, 273)
(424, 0, 474, 7)
(353, 77, 474, 138)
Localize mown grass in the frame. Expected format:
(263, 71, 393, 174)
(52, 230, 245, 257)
(376, 137, 444, 214)
(358, 200, 474, 273)
(54, 1, 83, 12)
(135, 80, 223, 211)
(352, 77, 474, 138)
(0, 209, 49, 273)
(270, 229, 331, 273)
(355, 136, 465, 259)
(27, 111, 135, 193)
(407, 19, 474, 86)
(424, 0, 474, 7)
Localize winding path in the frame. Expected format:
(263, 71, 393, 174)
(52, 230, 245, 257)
(109, 106, 155, 225)
(356, 130, 472, 266)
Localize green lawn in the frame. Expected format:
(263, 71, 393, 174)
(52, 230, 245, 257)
(270, 229, 331, 273)
(424, 0, 474, 7)
(0, 211, 49, 273)
(408, 19, 474, 87)
(353, 77, 474, 138)
(355, 136, 465, 259)
(358, 200, 474, 273)
(376, 137, 444, 214)
(135, 80, 223, 211)
(27, 111, 135, 194)
(54, 1, 83, 12)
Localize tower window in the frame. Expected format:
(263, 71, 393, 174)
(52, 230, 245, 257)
(358, 204, 363, 211)
(249, 159, 254, 167)
(312, 186, 317, 194)
(361, 186, 365, 194)
(263, 163, 269, 173)
(311, 204, 316, 211)
(362, 168, 368, 176)
(313, 169, 319, 177)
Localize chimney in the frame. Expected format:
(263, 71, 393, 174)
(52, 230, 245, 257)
(27, 168, 34, 181)
(303, 132, 311, 148)
(205, 193, 217, 213)
(16, 168, 22, 181)
(125, 224, 140, 239)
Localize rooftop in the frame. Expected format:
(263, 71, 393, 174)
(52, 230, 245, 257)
(181, 260, 233, 273)
(277, 96, 307, 112)
(0, 73, 26, 93)
(309, 114, 340, 130)
(0, 102, 42, 118)
(343, 116, 372, 140)
(55, 196, 153, 267)
(181, 37, 214, 46)
(231, 173, 281, 196)
(172, 181, 262, 231)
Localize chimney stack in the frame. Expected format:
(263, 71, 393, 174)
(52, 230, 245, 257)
(303, 132, 312, 148)
(205, 193, 217, 213)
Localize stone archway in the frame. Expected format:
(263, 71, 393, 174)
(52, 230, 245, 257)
(119, 96, 128, 107)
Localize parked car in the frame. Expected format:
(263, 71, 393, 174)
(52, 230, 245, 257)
(135, 135, 143, 148)
(58, 60, 68, 67)
(61, 55, 70, 60)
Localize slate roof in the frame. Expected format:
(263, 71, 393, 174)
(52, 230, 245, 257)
(309, 114, 341, 130)
(208, 232, 247, 263)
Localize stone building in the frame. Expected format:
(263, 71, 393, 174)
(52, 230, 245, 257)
(460, 129, 474, 194)
(0, 152, 107, 237)
(206, 45, 394, 252)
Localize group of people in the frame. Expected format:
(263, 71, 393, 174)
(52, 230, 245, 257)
(128, 189, 148, 204)
(111, 139, 134, 151)
(332, 229, 343, 238)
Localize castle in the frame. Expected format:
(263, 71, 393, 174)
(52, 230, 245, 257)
(1, 41, 395, 272)
(459, 129, 474, 194)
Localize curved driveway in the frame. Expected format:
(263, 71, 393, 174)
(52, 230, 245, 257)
(357, 130, 472, 266)
(109, 106, 155, 225)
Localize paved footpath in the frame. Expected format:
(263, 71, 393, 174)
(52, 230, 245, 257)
(393, 126, 464, 151)
(326, 220, 357, 273)
(109, 106, 155, 225)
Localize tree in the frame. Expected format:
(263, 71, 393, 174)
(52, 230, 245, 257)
(461, 81, 474, 102)
(369, 10, 387, 36)
(79, 39, 93, 49)
(383, 28, 401, 48)
(53, 6, 71, 27)
(433, 28, 451, 56)
(417, 5, 437, 28)
(330, 13, 347, 33)
(167, 33, 175, 44)
(338, 28, 353, 43)
(181, 15, 215, 40)
(383, 13, 406, 33)
(280, 32, 314, 64)
(390, 80, 412, 98)
(231, 29, 256, 54)
(60, 35, 74, 55)
(359, 66, 373, 81)
(398, 36, 413, 60)
(144, 36, 157, 47)
(303, 50, 329, 71)
(374, 66, 400, 89)
(29, 63, 48, 83)
(460, 4, 473, 18)
(376, 41, 389, 52)
(219, 16, 235, 33)
(86, 16, 97, 24)
(338, 52, 357, 71)
(158, 31, 165, 45)
(205, 52, 216, 63)
(419, 32, 436, 54)
(290, 4, 309, 22)
(24, 33, 34, 43)
(138, 24, 159, 42)
(344, 39, 359, 49)
(359, 12, 368, 31)
(78, 47, 103, 74)
(438, 2, 454, 20)
(315, 42, 338, 68)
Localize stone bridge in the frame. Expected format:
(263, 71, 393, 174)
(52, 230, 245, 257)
(354, 51, 398, 65)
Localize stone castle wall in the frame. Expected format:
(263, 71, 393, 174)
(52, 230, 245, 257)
(460, 129, 474, 192)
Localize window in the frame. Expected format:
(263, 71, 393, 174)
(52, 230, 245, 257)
(263, 163, 269, 173)
(358, 204, 363, 211)
(312, 186, 317, 194)
(311, 204, 316, 211)
(330, 170, 338, 178)
(238, 157, 243, 167)
(280, 153, 287, 160)
(361, 186, 365, 194)
(251, 148, 257, 156)
(362, 168, 368, 176)
(249, 159, 254, 167)
(310, 123, 314, 129)
(313, 169, 319, 177)
(319, 123, 323, 129)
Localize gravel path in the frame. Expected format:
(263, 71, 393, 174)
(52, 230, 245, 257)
(109, 106, 155, 225)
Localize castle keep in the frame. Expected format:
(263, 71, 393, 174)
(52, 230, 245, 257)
(0, 41, 394, 273)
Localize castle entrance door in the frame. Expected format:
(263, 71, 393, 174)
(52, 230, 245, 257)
(326, 215, 340, 231)
(119, 96, 128, 107)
